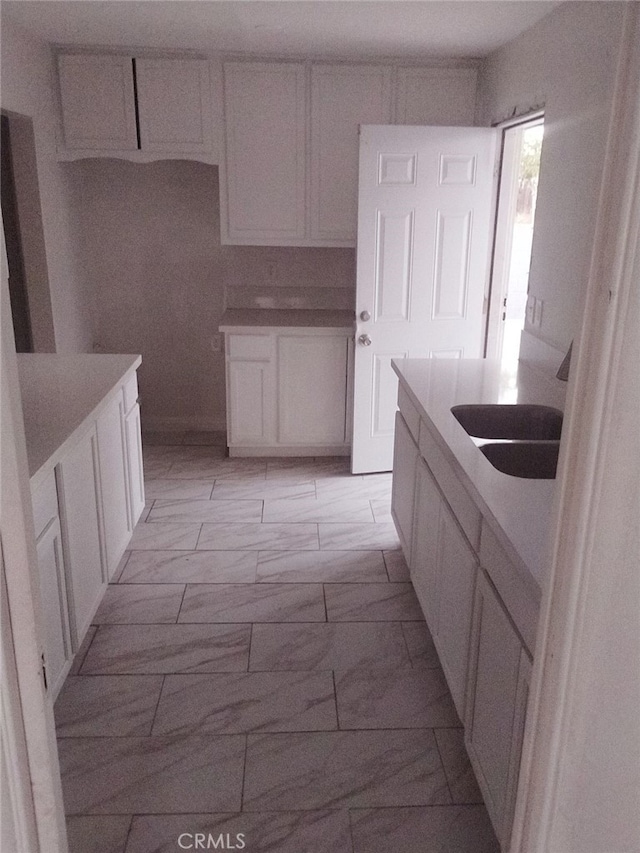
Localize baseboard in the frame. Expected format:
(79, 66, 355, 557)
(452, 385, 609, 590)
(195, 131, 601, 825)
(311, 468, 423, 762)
(229, 445, 350, 457)
(141, 415, 227, 433)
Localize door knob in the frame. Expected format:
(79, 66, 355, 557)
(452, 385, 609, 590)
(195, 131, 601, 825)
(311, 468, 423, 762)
(360, 310, 371, 322)
(358, 334, 372, 347)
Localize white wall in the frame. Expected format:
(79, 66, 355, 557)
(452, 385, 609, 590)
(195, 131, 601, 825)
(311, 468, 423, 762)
(476, 1, 625, 352)
(69, 159, 355, 432)
(0, 18, 94, 353)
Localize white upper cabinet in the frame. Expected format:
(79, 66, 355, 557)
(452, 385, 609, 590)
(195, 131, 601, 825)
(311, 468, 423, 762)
(58, 54, 138, 150)
(57, 54, 214, 157)
(309, 64, 392, 243)
(395, 67, 478, 126)
(221, 60, 478, 247)
(222, 62, 307, 244)
(136, 58, 213, 153)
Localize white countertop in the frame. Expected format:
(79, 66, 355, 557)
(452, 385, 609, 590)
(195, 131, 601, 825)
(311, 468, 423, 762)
(392, 357, 567, 591)
(18, 354, 141, 487)
(219, 309, 355, 332)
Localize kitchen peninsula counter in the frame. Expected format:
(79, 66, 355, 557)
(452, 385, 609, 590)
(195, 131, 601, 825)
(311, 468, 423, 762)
(18, 353, 141, 489)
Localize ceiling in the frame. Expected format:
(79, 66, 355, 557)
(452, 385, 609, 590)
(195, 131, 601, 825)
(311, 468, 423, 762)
(1, 1, 561, 60)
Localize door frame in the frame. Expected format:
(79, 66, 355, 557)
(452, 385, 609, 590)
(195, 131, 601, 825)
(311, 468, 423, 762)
(511, 4, 640, 849)
(1, 226, 68, 852)
(484, 110, 544, 361)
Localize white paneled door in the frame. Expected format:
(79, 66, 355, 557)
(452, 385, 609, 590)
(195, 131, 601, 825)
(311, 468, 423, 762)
(352, 125, 497, 473)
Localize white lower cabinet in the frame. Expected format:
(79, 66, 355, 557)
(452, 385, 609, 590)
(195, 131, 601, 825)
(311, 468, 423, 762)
(124, 402, 146, 527)
(409, 458, 441, 626)
(278, 335, 348, 445)
(434, 508, 477, 717)
(391, 412, 420, 561)
(35, 515, 71, 698)
(465, 570, 532, 849)
(97, 394, 132, 579)
(391, 380, 536, 850)
(228, 359, 275, 447)
(410, 456, 477, 719)
(56, 426, 106, 649)
(29, 367, 145, 697)
(224, 329, 351, 455)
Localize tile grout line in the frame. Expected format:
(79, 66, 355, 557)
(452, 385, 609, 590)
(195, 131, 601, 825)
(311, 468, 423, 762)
(382, 549, 392, 583)
(147, 674, 167, 737)
(332, 669, 341, 732)
(433, 726, 455, 805)
(346, 808, 358, 853)
(111, 551, 131, 585)
(239, 735, 249, 812)
(176, 583, 189, 623)
(120, 813, 135, 853)
(400, 622, 416, 667)
(74, 625, 100, 676)
(246, 623, 254, 672)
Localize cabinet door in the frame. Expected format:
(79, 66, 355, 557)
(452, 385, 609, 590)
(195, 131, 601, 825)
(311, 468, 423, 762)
(436, 507, 477, 718)
(395, 67, 478, 126)
(35, 517, 71, 699)
(125, 402, 146, 528)
(97, 393, 132, 579)
(223, 62, 306, 243)
(410, 457, 442, 629)
(277, 335, 348, 446)
(228, 360, 275, 446)
(58, 54, 138, 150)
(136, 58, 213, 153)
(310, 65, 392, 243)
(391, 412, 419, 562)
(56, 427, 106, 649)
(466, 570, 532, 846)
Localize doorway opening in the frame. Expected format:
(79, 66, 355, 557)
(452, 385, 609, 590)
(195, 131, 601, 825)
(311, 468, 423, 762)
(1, 113, 33, 352)
(486, 115, 544, 371)
(1, 110, 56, 353)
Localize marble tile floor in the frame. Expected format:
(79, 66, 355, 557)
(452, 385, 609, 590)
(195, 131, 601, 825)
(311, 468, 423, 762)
(56, 443, 499, 853)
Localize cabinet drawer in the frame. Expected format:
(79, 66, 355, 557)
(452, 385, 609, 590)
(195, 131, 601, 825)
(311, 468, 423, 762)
(122, 372, 139, 414)
(32, 473, 59, 540)
(398, 385, 421, 443)
(418, 422, 482, 550)
(228, 334, 273, 361)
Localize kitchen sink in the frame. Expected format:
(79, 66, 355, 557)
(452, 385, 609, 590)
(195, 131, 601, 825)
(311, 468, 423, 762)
(451, 404, 563, 441)
(480, 441, 560, 479)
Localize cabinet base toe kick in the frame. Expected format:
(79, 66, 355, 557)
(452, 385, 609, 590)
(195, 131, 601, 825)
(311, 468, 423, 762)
(229, 444, 349, 457)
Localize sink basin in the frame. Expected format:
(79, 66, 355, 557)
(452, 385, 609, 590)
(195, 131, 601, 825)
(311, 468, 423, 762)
(480, 441, 560, 479)
(451, 404, 563, 440)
